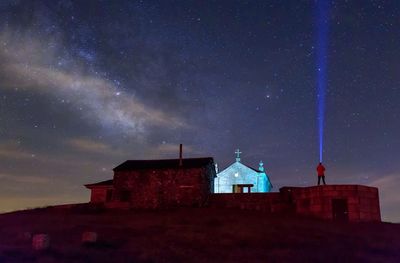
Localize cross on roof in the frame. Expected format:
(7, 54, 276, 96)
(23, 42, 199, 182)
(235, 149, 242, 162)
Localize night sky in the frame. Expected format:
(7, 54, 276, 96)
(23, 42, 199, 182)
(0, 1, 399, 222)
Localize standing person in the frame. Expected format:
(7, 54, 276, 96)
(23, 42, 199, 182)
(317, 162, 326, 185)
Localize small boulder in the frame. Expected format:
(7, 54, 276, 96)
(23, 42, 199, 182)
(32, 234, 50, 250)
(82, 231, 98, 244)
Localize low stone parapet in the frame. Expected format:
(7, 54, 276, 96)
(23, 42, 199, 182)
(209, 185, 381, 222)
(280, 185, 381, 222)
(209, 193, 291, 213)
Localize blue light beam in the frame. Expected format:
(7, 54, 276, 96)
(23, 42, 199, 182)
(316, 0, 330, 163)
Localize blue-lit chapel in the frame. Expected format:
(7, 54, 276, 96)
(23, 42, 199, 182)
(214, 149, 273, 193)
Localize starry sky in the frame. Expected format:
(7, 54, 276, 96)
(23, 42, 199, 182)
(0, 1, 399, 222)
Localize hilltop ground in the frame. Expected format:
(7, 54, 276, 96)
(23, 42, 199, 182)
(0, 206, 399, 263)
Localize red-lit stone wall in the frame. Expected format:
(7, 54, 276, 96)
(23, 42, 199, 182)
(280, 185, 381, 222)
(112, 164, 215, 208)
(89, 188, 108, 203)
(209, 185, 380, 222)
(209, 193, 290, 213)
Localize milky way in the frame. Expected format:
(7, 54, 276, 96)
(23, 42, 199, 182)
(0, 32, 185, 135)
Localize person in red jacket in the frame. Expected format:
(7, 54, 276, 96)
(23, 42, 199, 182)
(317, 162, 326, 185)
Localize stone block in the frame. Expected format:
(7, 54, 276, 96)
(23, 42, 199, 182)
(310, 205, 323, 213)
(336, 185, 354, 191)
(358, 185, 377, 193)
(321, 203, 332, 213)
(319, 185, 335, 191)
(341, 190, 358, 197)
(359, 212, 374, 220)
(347, 197, 359, 205)
(360, 201, 380, 215)
(359, 198, 376, 208)
(370, 212, 381, 221)
(322, 190, 340, 198)
(348, 203, 360, 213)
(310, 197, 324, 205)
(321, 212, 333, 219)
(32, 234, 50, 250)
(359, 191, 378, 199)
(82, 231, 98, 244)
(371, 206, 379, 213)
(298, 198, 310, 207)
(348, 212, 360, 222)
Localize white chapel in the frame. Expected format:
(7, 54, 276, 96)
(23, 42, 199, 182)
(214, 149, 273, 193)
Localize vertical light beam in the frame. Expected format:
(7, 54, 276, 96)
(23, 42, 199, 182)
(316, 0, 330, 162)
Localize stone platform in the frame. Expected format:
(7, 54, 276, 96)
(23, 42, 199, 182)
(210, 185, 381, 222)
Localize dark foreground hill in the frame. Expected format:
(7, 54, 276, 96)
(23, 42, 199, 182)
(0, 206, 399, 263)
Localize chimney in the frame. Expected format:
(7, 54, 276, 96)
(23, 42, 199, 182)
(179, 144, 183, 166)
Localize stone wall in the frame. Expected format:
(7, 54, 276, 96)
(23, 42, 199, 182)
(280, 185, 381, 222)
(209, 193, 290, 213)
(112, 164, 215, 208)
(89, 188, 108, 203)
(209, 185, 381, 222)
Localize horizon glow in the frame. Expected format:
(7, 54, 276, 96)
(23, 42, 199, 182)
(316, 0, 330, 163)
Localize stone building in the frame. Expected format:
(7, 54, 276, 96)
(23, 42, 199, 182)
(85, 157, 216, 209)
(84, 149, 380, 222)
(84, 179, 113, 203)
(214, 149, 273, 193)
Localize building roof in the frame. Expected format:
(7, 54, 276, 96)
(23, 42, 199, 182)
(113, 157, 214, 171)
(244, 164, 262, 173)
(219, 161, 262, 173)
(84, 179, 113, 188)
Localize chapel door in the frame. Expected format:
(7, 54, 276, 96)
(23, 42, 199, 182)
(332, 199, 349, 221)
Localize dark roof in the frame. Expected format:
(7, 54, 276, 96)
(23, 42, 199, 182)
(84, 179, 113, 188)
(113, 157, 214, 171)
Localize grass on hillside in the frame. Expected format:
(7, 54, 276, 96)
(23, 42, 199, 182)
(0, 206, 399, 262)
